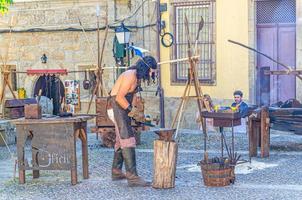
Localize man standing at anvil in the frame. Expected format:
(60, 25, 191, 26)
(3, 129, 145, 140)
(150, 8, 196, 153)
(107, 56, 157, 187)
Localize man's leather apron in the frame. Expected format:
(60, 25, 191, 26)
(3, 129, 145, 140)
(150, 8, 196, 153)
(108, 93, 136, 151)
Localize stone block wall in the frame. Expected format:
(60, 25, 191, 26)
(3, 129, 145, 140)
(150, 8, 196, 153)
(0, 0, 158, 103)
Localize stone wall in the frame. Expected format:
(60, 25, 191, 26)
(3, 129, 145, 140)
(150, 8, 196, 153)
(0, 0, 158, 107)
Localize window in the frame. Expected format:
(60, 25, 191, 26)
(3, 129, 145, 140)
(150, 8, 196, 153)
(77, 65, 97, 100)
(256, 0, 296, 24)
(172, 0, 215, 84)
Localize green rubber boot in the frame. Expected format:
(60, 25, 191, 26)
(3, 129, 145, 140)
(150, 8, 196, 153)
(112, 148, 126, 181)
(122, 147, 151, 187)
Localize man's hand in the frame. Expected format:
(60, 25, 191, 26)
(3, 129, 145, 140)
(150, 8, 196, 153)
(128, 106, 145, 122)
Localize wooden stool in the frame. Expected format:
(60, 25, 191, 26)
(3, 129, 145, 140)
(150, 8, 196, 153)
(153, 129, 178, 189)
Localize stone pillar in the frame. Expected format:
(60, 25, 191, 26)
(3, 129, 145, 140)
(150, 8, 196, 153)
(248, 0, 256, 104)
(296, 0, 302, 101)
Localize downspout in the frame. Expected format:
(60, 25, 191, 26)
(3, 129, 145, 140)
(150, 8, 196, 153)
(156, 0, 165, 128)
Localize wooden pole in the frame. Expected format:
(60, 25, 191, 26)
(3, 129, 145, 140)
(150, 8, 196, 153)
(86, 4, 109, 113)
(97, 4, 109, 97)
(157, 56, 199, 66)
(228, 40, 302, 81)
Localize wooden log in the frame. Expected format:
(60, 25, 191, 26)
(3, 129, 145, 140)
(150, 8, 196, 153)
(153, 140, 178, 189)
(261, 107, 270, 158)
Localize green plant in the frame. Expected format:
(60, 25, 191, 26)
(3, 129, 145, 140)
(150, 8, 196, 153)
(0, 0, 13, 14)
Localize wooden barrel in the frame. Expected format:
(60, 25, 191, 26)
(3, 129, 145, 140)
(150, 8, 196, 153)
(200, 160, 233, 187)
(152, 140, 178, 189)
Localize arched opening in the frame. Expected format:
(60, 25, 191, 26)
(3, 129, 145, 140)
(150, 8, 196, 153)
(33, 75, 65, 115)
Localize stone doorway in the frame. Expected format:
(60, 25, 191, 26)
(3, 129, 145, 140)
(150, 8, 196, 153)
(256, 0, 296, 105)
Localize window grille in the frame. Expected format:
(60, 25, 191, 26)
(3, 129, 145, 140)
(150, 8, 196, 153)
(172, 0, 215, 84)
(256, 0, 296, 24)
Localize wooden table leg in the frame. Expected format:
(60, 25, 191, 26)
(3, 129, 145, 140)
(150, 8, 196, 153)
(81, 122, 89, 179)
(71, 134, 77, 185)
(248, 117, 257, 157)
(261, 107, 270, 158)
(16, 126, 26, 184)
(19, 170, 25, 184)
(219, 127, 224, 158)
(33, 170, 40, 179)
(32, 147, 40, 179)
(71, 168, 77, 185)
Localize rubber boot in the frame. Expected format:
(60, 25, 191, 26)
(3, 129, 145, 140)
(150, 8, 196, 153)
(122, 147, 151, 187)
(112, 148, 126, 181)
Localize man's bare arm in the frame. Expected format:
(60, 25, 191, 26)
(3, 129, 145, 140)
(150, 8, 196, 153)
(116, 75, 135, 110)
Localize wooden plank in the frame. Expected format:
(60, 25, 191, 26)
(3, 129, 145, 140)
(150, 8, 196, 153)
(264, 69, 302, 75)
(12, 116, 94, 125)
(261, 107, 270, 158)
(269, 107, 302, 116)
(152, 140, 178, 189)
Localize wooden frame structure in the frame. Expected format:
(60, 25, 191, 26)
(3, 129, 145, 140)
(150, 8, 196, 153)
(171, 15, 207, 157)
(0, 16, 17, 117)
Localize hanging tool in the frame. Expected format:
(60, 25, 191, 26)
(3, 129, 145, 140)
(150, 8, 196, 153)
(83, 69, 91, 90)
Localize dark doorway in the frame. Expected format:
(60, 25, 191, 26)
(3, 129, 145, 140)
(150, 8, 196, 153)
(33, 75, 65, 115)
(256, 0, 296, 106)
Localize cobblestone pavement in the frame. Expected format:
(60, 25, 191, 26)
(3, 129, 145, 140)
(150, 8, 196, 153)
(1, 127, 302, 200)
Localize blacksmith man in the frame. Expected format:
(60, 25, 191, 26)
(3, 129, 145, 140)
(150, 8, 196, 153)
(107, 56, 157, 187)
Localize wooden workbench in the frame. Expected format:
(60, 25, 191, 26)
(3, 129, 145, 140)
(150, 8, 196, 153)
(13, 116, 93, 185)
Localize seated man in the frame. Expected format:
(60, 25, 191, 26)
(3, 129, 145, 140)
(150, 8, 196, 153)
(231, 90, 249, 133)
(231, 90, 249, 118)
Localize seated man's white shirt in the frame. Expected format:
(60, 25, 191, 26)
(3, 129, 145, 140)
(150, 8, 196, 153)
(233, 117, 247, 133)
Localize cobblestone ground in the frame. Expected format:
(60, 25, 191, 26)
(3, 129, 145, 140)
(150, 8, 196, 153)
(1, 127, 302, 200)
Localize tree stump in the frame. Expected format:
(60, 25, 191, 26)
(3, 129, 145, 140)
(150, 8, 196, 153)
(152, 140, 178, 189)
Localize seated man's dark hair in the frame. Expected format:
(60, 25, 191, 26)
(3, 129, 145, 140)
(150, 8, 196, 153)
(233, 90, 243, 97)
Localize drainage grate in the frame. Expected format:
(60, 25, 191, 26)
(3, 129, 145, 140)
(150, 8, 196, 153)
(256, 0, 296, 24)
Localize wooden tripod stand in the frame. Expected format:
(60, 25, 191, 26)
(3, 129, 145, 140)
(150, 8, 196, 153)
(171, 15, 208, 157)
(0, 67, 17, 102)
(0, 16, 17, 117)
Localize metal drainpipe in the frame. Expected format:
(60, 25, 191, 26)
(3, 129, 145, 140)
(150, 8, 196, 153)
(156, 0, 165, 128)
